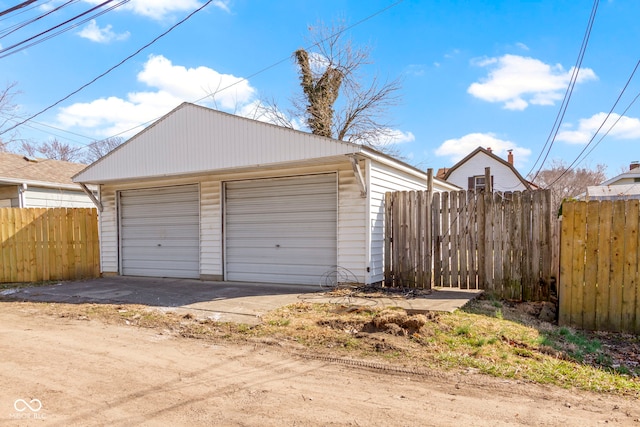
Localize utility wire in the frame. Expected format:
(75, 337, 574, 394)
(0, 0, 54, 23)
(107, 0, 407, 140)
(0, 0, 39, 18)
(0, 0, 215, 138)
(3, 0, 405, 158)
(0, 0, 78, 40)
(0, 0, 127, 58)
(546, 60, 640, 187)
(528, 0, 599, 183)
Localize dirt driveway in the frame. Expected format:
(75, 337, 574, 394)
(1, 303, 638, 426)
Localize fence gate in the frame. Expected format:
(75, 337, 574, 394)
(384, 189, 557, 301)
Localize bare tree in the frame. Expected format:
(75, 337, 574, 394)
(0, 82, 22, 151)
(258, 21, 402, 150)
(531, 160, 607, 207)
(82, 136, 124, 163)
(20, 139, 82, 162)
(294, 22, 402, 146)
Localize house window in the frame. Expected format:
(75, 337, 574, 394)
(468, 175, 494, 192)
(634, 177, 640, 183)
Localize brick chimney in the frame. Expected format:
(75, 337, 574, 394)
(507, 149, 514, 165)
(486, 147, 492, 153)
(631, 161, 639, 171)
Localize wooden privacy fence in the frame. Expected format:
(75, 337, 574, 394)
(0, 208, 100, 283)
(385, 189, 557, 301)
(559, 200, 640, 334)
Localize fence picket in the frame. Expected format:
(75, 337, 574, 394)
(384, 189, 556, 300)
(433, 192, 442, 288)
(459, 192, 468, 289)
(493, 192, 503, 296)
(621, 200, 639, 332)
(582, 202, 599, 331)
(595, 201, 613, 330)
(609, 201, 626, 332)
(0, 208, 100, 283)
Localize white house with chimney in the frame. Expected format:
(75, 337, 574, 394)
(584, 161, 640, 200)
(438, 147, 533, 192)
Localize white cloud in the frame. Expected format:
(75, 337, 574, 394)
(557, 113, 640, 144)
(515, 42, 530, 51)
(468, 54, 597, 110)
(137, 55, 254, 109)
(373, 129, 416, 146)
(55, 55, 256, 137)
(77, 20, 130, 43)
(435, 132, 531, 166)
(405, 64, 426, 76)
(82, 0, 230, 21)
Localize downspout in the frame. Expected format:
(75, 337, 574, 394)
(17, 183, 27, 207)
(79, 183, 103, 212)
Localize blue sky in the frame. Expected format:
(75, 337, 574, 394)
(1, 0, 639, 179)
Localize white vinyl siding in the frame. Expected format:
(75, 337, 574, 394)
(368, 161, 429, 284)
(96, 160, 420, 285)
(22, 187, 94, 208)
(447, 152, 527, 192)
(225, 173, 337, 285)
(200, 179, 222, 276)
(76, 104, 361, 184)
(0, 186, 17, 207)
(119, 185, 200, 279)
(99, 188, 118, 274)
(337, 167, 367, 283)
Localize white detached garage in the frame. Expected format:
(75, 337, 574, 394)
(74, 103, 458, 286)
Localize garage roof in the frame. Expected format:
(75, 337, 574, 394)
(74, 103, 385, 184)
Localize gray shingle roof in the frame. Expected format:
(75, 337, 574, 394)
(0, 152, 86, 185)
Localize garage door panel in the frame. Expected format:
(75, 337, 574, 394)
(225, 174, 337, 285)
(120, 185, 200, 279)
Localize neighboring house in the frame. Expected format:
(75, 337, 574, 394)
(584, 161, 640, 200)
(440, 146, 533, 192)
(0, 152, 95, 208)
(73, 102, 459, 286)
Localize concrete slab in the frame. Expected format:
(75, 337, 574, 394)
(0, 277, 483, 326)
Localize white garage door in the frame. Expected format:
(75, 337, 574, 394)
(120, 185, 200, 278)
(225, 174, 337, 285)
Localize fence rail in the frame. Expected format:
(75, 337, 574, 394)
(559, 200, 640, 334)
(0, 208, 100, 283)
(385, 189, 556, 301)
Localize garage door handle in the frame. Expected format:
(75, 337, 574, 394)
(275, 244, 280, 248)
(157, 244, 162, 247)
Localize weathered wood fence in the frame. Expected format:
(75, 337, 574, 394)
(385, 189, 557, 301)
(0, 208, 100, 283)
(559, 200, 640, 334)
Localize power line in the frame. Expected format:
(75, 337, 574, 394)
(0, 0, 129, 59)
(0, 0, 216, 138)
(528, 0, 599, 182)
(0, 0, 39, 18)
(108, 0, 408, 140)
(0, 0, 79, 40)
(3, 0, 406, 157)
(546, 60, 640, 187)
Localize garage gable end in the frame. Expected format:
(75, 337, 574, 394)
(75, 103, 362, 184)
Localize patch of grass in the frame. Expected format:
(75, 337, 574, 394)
(8, 299, 640, 398)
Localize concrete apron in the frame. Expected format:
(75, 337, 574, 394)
(0, 276, 483, 326)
